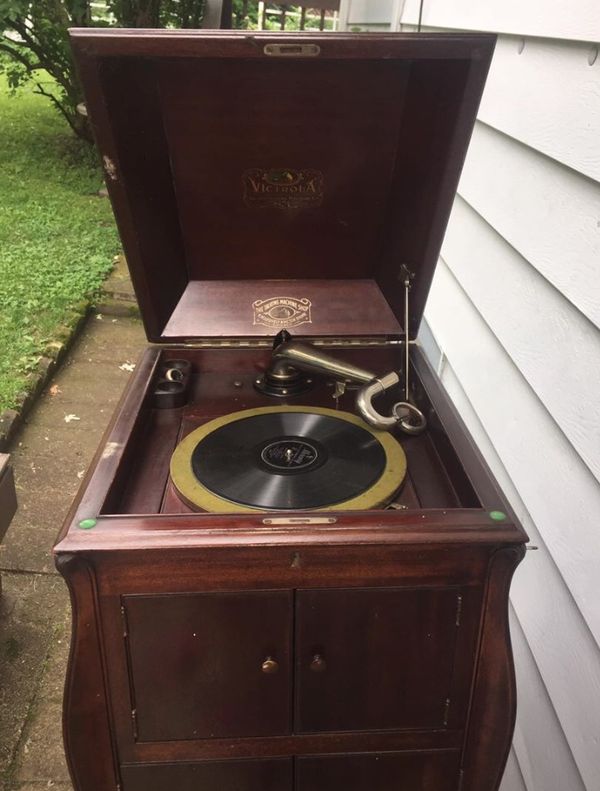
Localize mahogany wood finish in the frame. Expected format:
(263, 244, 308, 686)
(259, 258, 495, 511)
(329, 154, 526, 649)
(56, 555, 119, 791)
(162, 280, 403, 341)
(294, 587, 473, 733)
(296, 751, 461, 791)
(0, 453, 17, 593)
(124, 591, 293, 741)
(461, 546, 526, 791)
(55, 29, 526, 791)
(55, 347, 526, 791)
(0, 453, 17, 541)
(121, 759, 292, 791)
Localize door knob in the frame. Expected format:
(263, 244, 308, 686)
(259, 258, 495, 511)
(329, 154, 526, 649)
(261, 656, 279, 674)
(309, 653, 327, 673)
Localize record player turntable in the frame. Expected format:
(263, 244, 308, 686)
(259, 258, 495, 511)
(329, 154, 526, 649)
(54, 29, 527, 791)
(170, 404, 407, 512)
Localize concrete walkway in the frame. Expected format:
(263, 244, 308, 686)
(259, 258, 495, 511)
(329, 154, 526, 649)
(0, 265, 145, 791)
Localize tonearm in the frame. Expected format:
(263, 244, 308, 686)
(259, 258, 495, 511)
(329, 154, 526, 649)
(255, 270, 427, 435)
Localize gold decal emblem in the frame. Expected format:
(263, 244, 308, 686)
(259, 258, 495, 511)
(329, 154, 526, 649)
(243, 168, 324, 209)
(253, 297, 312, 329)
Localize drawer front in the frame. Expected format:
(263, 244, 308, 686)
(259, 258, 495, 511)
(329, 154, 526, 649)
(121, 759, 292, 791)
(124, 591, 292, 741)
(296, 751, 461, 791)
(296, 587, 462, 733)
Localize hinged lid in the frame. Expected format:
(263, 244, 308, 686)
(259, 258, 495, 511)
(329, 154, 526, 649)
(71, 29, 494, 342)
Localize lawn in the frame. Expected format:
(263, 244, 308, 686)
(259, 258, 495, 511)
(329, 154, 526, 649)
(0, 78, 119, 412)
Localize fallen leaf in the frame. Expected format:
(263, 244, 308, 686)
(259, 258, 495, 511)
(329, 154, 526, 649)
(119, 362, 136, 372)
(64, 414, 81, 423)
(49, 384, 61, 396)
(96, 313, 103, 320)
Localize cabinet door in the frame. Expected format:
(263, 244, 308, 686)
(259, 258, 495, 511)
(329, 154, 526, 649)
(295, 587, 461, 733)
(296, 752, 461, 791)
(121, 758, 292, 791)
(123, 591, 291, 741)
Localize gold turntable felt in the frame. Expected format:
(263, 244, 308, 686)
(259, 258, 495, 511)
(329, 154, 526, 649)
(170, 405, 407, 513)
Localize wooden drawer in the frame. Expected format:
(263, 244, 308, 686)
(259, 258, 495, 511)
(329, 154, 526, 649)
(296, 750, 461, 791)
(121, 758, 292, 791)
(120, 751, 460, 791)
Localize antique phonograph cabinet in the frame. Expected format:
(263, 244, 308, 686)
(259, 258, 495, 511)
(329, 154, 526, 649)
(54, 29, 527, 791)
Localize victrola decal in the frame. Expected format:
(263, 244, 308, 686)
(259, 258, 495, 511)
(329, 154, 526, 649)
(253, 297, 313, 329)
(243, 168, 324, 209)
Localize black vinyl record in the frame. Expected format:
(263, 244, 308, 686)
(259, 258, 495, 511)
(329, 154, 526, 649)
(190, 411, 387, 510)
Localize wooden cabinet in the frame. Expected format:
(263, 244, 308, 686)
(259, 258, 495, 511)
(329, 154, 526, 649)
(121, 586, 479, 744)
(55, 361, 525, 791)
(124, 591, 292, 740)
(56, 29, 526, 791)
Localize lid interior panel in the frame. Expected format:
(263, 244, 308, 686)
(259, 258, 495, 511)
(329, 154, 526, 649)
(81, 34, 494, 342)
(157, 57, 409, 282)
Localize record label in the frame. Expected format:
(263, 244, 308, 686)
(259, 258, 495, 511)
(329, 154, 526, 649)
(260, 438, 320, 472)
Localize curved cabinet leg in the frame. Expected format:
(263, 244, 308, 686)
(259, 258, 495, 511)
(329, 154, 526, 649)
(461, 545, 525, 791)
(56, 553, 119, 791)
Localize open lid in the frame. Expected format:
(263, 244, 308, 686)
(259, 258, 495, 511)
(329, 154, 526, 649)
(71, 30, 495, 343)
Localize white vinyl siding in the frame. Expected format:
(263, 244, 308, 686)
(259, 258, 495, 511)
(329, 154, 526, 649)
(400, 0, 600, 43)
(337, 0, 396, 30)
(338, 4, 600, 790)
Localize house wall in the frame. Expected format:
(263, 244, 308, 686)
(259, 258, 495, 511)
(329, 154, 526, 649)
(337, 0, 396, 30)
(339, 3, 600, 790)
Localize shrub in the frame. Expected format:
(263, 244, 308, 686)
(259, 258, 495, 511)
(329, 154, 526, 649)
(0, 1, 209, 142)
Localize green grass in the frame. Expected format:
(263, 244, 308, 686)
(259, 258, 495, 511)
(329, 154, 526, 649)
(0, 79, 119, 412)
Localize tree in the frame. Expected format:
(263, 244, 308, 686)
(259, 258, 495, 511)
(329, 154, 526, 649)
(0, 1, 95, 141)
(0, 1, 209, 142)
(0, 2, 311, 141)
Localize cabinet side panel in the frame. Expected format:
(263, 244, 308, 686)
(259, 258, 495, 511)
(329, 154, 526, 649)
(56, 554, 119, 791)
(461, 546, 525, 791)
